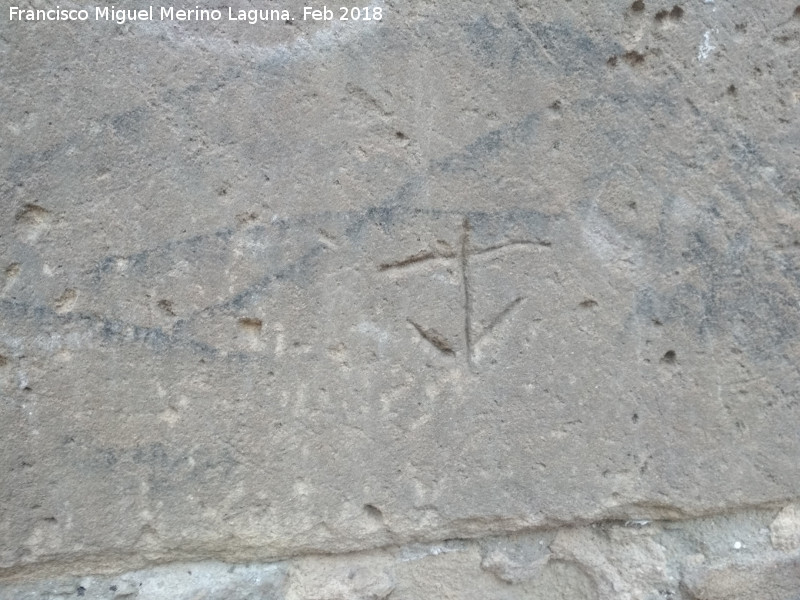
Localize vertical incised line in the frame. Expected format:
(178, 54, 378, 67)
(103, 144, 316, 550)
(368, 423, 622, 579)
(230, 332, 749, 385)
(460, 217, 473, 367)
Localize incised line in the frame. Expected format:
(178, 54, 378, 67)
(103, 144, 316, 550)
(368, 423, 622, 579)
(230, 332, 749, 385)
(473, 296, 526, 347)
(460, 218, 474, 367)
(407, 319, 455, 356)
(378, 247, 456, 271)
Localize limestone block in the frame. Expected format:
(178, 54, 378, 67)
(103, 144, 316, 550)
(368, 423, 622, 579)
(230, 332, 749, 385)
(1, 0, 799, 580)
(285, 554, 395, 600)
(770, 504, 800, 552)
(0, 561, 287, 600)
(478, 532, 555, 584)
(390, 545, 596, 600)
(550, 525, 675, 599)
(682, 556, 800, 600)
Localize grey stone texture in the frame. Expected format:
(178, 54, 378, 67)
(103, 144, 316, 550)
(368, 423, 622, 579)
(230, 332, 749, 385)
(1, 510, 799, 599)
(1, 0, 800, 597)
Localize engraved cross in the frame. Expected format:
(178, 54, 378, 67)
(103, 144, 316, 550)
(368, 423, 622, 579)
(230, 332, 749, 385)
(379, 218, 548, 368)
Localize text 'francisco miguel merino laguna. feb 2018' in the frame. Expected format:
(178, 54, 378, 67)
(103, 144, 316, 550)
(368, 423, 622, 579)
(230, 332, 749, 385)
(7, 5, 384, 24)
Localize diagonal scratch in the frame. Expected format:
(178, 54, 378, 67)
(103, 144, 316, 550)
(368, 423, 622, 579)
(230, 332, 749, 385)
(408, 319, 456, 356)
(379, 251, 437, 271)
(473, 239, 552, 255)
(474, 296, 527, 346)
(378, 248, 457, 271)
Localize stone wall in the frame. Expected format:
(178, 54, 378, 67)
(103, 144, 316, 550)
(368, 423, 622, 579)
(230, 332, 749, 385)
(1, 0, 799, 598)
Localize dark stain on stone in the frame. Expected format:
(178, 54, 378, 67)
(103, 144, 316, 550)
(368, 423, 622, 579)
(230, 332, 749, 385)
(110, 107, 147, 138)
(464, 15, 505, 64)
(655, 6, 683, 21)
(464, 13, 604, 74)
(434, 113, 537, 173)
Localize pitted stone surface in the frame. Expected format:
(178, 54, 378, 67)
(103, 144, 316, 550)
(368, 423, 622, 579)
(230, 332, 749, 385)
(1, 0, 799, 586)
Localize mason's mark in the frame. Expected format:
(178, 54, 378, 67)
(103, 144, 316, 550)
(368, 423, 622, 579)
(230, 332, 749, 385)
(381, 218, 547, 367)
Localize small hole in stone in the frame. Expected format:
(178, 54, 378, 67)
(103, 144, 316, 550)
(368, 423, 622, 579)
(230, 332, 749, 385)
(579, 299, 598, 308)
(364, 504, 383, 520)
(632, 413, 639, 423)
(631, 0, 645, 11)
(794, 6, 800, 17)
(0, 355, 7, 367)
(157, 299, 176, 316)
(16, 203, 50, 225)
(549, 100, 562, 110)
(727, 84, 737, 95)
(76, 587, 86, 597)
(236, 212, 258, 224)
(670, 5, 684, 19)
(238, 317, 263, 331)
(623, 50, 645, 65)
(607, 55, 619, 67)
(395, 131, 408, 139)
(655, 9, 669, 21)
(661, 350, 677, 364)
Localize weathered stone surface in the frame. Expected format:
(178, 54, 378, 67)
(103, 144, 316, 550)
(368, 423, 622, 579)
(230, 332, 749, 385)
(0, 561, 287, 600)
(682, 555, 800, 600)
(1, 0, 799, 589)
(286, 554, 396, 600)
